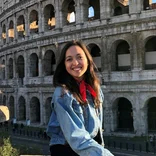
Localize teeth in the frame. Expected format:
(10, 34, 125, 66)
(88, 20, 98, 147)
(73, 68, 81, 71)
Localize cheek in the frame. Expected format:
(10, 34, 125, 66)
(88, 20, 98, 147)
(65, 63, 70, 71)
(82, 60, 88, 69)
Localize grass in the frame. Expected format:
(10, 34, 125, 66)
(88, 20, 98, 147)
(0, 127, 44, 155)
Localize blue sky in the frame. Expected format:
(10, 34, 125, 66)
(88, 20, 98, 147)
(153, 0, 156, 3)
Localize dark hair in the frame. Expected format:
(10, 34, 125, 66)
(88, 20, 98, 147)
(53, 40, 101, 107)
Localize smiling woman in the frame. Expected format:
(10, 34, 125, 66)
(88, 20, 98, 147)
(46, 40, 114, 156)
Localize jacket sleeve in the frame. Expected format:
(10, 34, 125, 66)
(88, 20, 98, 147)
(53, 87, 114, 156)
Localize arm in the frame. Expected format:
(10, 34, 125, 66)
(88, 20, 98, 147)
(53, 87, 113, 156)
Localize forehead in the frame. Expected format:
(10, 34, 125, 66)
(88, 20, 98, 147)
(65, 45, 85, 56)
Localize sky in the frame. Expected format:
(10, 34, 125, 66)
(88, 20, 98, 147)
(153, 0, 156, 3)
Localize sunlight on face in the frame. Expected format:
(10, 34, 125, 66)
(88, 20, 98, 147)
(65, 45, 88, 81)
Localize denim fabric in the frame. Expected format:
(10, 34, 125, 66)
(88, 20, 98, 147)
(46, 87, 114, 156)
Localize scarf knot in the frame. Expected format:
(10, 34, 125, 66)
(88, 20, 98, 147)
(79, 80, 96, 102)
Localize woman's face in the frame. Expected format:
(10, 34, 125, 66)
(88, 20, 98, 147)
(65, 45, 88, 81)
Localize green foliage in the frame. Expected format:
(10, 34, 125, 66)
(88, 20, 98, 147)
(0, 124, 45, 155)
(17, 145, 42, 155)
(0, 138, 19, 156)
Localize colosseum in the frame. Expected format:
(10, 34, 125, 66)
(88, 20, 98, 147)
(0, 0, 156, 137)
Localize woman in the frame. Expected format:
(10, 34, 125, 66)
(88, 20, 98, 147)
(46, 40, 113, 156)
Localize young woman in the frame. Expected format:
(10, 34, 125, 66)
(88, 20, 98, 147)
(46, 40, 113, 156)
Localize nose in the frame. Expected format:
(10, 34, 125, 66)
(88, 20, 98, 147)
(72, 58, 79, 65)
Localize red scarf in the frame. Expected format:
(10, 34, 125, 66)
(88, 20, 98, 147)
(79, 80, 97, 102)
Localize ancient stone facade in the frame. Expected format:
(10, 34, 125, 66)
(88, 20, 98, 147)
(0, 0, 156, 136)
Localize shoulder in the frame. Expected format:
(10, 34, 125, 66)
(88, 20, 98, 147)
(52, 86, 76, 108)
(53, 86, 68, 97)
(53, 86, 74, 101)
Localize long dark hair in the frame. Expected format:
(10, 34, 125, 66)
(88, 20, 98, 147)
(53, 40, 101, 107)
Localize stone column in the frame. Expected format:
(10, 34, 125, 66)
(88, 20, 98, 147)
(38, 2, 42, 33)
(38, 46, 42, 77)
(101, 36, 109, 72)
(100, 0, 111, 19)
(24, 9, 29, 39)
(130, 31, 138, 71)
(0, 23, 2, 46)
(14, 89, 18, 120)
(13, 14, 17, 42)
(140, 107, 148, 135)
(5, 55, 7, 79)
(112, 107, 118, 132)
(39, 91, 43, 125)
(13, 52, 16, 78)
(79, 2, 88, 22)
(23, 49, 28, 85)
(6, 19, 9, 44)
(25, 92, 29, 121)
(40, 3, 44, 33)
(129, 0, 142, 15)
(54, 1, 62, 31)
(131, 31, 142, 71)
(132, 108, 138, 134)
(75, 3, 83, 29)
(104, 107, 112, 133)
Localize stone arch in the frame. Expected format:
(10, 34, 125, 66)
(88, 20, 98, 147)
(9, 96, 15, 119)
(113, 0, 129, 16)
(147, 97, 156, 131)
(62, 0, 76, 26)
(8, 20, 14, 42)
(143, 96, 156, 132)
(29, 53, 39, 77)
(88, 0, 100, 20)
(17, 55, 25, 79)
(87, 43, 101, 71)
(2, 95, 6, 106)
(1, 60, 5, 80)
(144, 36, 156, 70)
(111, 39, 131, 71)
(18, 96, 26, 121)
(30, 97, 40, 123)
(44, 4, 55, 31)
(29, 10, 39, 34)
(17, 15, 25, 39)
(8, 58, 13, 79)
(112, 97, 134, 132)
(45, 97, 52, 125)
(2, 24, 6, 44)
(114, 6, 122, 16)
(143, 0, 151, 10)
(43, 50, 56, 76)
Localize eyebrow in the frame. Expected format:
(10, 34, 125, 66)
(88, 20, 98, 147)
(65, 53, 82, 59)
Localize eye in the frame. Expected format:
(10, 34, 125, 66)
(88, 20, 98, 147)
(77, 55, 83, 59)
(66, 58, 72, 62)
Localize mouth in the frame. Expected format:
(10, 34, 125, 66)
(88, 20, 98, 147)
(72, 67, 82, 71)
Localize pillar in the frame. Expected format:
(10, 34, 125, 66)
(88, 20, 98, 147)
(100, 0, 111, 19)
(13, 14, 17, 42)
(39, 91, 44, 125)
(129, 0, 142, 15)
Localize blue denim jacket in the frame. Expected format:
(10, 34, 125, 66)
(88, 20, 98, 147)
(46, 86, 114, 156)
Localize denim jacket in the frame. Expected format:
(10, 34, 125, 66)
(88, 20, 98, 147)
(46, 86, 114, 156)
